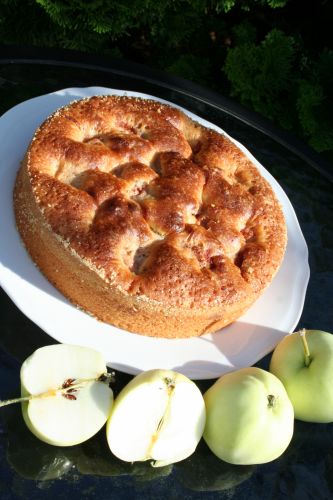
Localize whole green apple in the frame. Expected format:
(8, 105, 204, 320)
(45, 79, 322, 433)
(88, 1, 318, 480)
(270, 329, 333, 423)
(203, 367, 294, 465)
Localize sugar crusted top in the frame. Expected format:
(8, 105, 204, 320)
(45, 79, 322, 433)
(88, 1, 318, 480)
(26, 95, 287, 309)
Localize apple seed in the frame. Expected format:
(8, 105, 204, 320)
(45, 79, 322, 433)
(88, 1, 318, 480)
(0, 372, 114, 407)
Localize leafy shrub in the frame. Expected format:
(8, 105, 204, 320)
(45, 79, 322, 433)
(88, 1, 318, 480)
(0, 0, 331, 159)
(224, 29, 297, 129)
(297, 50, 333, 153)
(224, 27, 333, 154)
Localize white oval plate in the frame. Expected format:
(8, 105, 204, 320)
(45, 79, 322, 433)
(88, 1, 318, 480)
(0, 87, 309, 379)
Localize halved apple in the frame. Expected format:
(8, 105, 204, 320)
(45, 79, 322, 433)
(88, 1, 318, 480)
(106, 369, 206, 467)
(20, 344, 113, 446)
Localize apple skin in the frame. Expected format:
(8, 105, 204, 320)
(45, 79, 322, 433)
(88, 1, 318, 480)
(203, 367, 294, 465)
(106, 369, 206, 467)
(270, 329, 333, 423)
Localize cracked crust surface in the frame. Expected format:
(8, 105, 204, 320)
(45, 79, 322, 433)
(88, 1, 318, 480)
(14, 95, 287, 338)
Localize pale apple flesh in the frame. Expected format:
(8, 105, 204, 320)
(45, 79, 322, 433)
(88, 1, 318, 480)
(270, 329, 333, 423)
(106, 369, 206, 467)
(203, 367, 294, 465)
(21, 344, 114, 446)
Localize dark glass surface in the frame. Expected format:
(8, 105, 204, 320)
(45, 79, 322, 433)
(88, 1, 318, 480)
(0, 50, 332, 500)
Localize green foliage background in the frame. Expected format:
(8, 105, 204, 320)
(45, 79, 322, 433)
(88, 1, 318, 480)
(0, 0, 332, 159)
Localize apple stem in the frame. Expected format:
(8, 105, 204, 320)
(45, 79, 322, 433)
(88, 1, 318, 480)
(0, 371, 114, 408)
(0, 395, 34, 407)
(299, 328, 311, 367)
(267, 394, 276, 408)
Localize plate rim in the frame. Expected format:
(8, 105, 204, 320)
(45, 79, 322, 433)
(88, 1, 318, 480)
(0, 86, 310, 379)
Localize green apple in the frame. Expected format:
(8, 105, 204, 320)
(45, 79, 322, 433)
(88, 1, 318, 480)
(106, 369, 206, 467)
(19, 344, 114, 446)
(203, 367, 294, 465)
(270, 329, 333, 423)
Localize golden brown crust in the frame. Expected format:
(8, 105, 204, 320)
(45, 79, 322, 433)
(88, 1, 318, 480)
(14, 95, 287, 338)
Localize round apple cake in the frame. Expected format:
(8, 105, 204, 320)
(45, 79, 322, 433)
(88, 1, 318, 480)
(14, 95, 287, 338)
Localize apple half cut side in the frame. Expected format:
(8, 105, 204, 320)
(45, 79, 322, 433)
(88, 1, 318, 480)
(106, 369, 206, 467)
(20, 344, 114, 446)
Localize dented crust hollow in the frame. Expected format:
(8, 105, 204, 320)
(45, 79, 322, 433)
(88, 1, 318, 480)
(13, 95, 287, 338)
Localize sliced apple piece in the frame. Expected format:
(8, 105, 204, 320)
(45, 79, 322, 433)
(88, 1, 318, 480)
(106, 369, 206, 467)
(20, 344, 113, 446)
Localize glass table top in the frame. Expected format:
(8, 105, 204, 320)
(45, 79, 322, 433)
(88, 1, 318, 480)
(0, 49, 332, 500)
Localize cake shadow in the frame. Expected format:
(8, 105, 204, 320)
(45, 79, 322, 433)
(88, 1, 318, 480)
(170, 322, 288, 380)
(105, 321, 288, 381)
